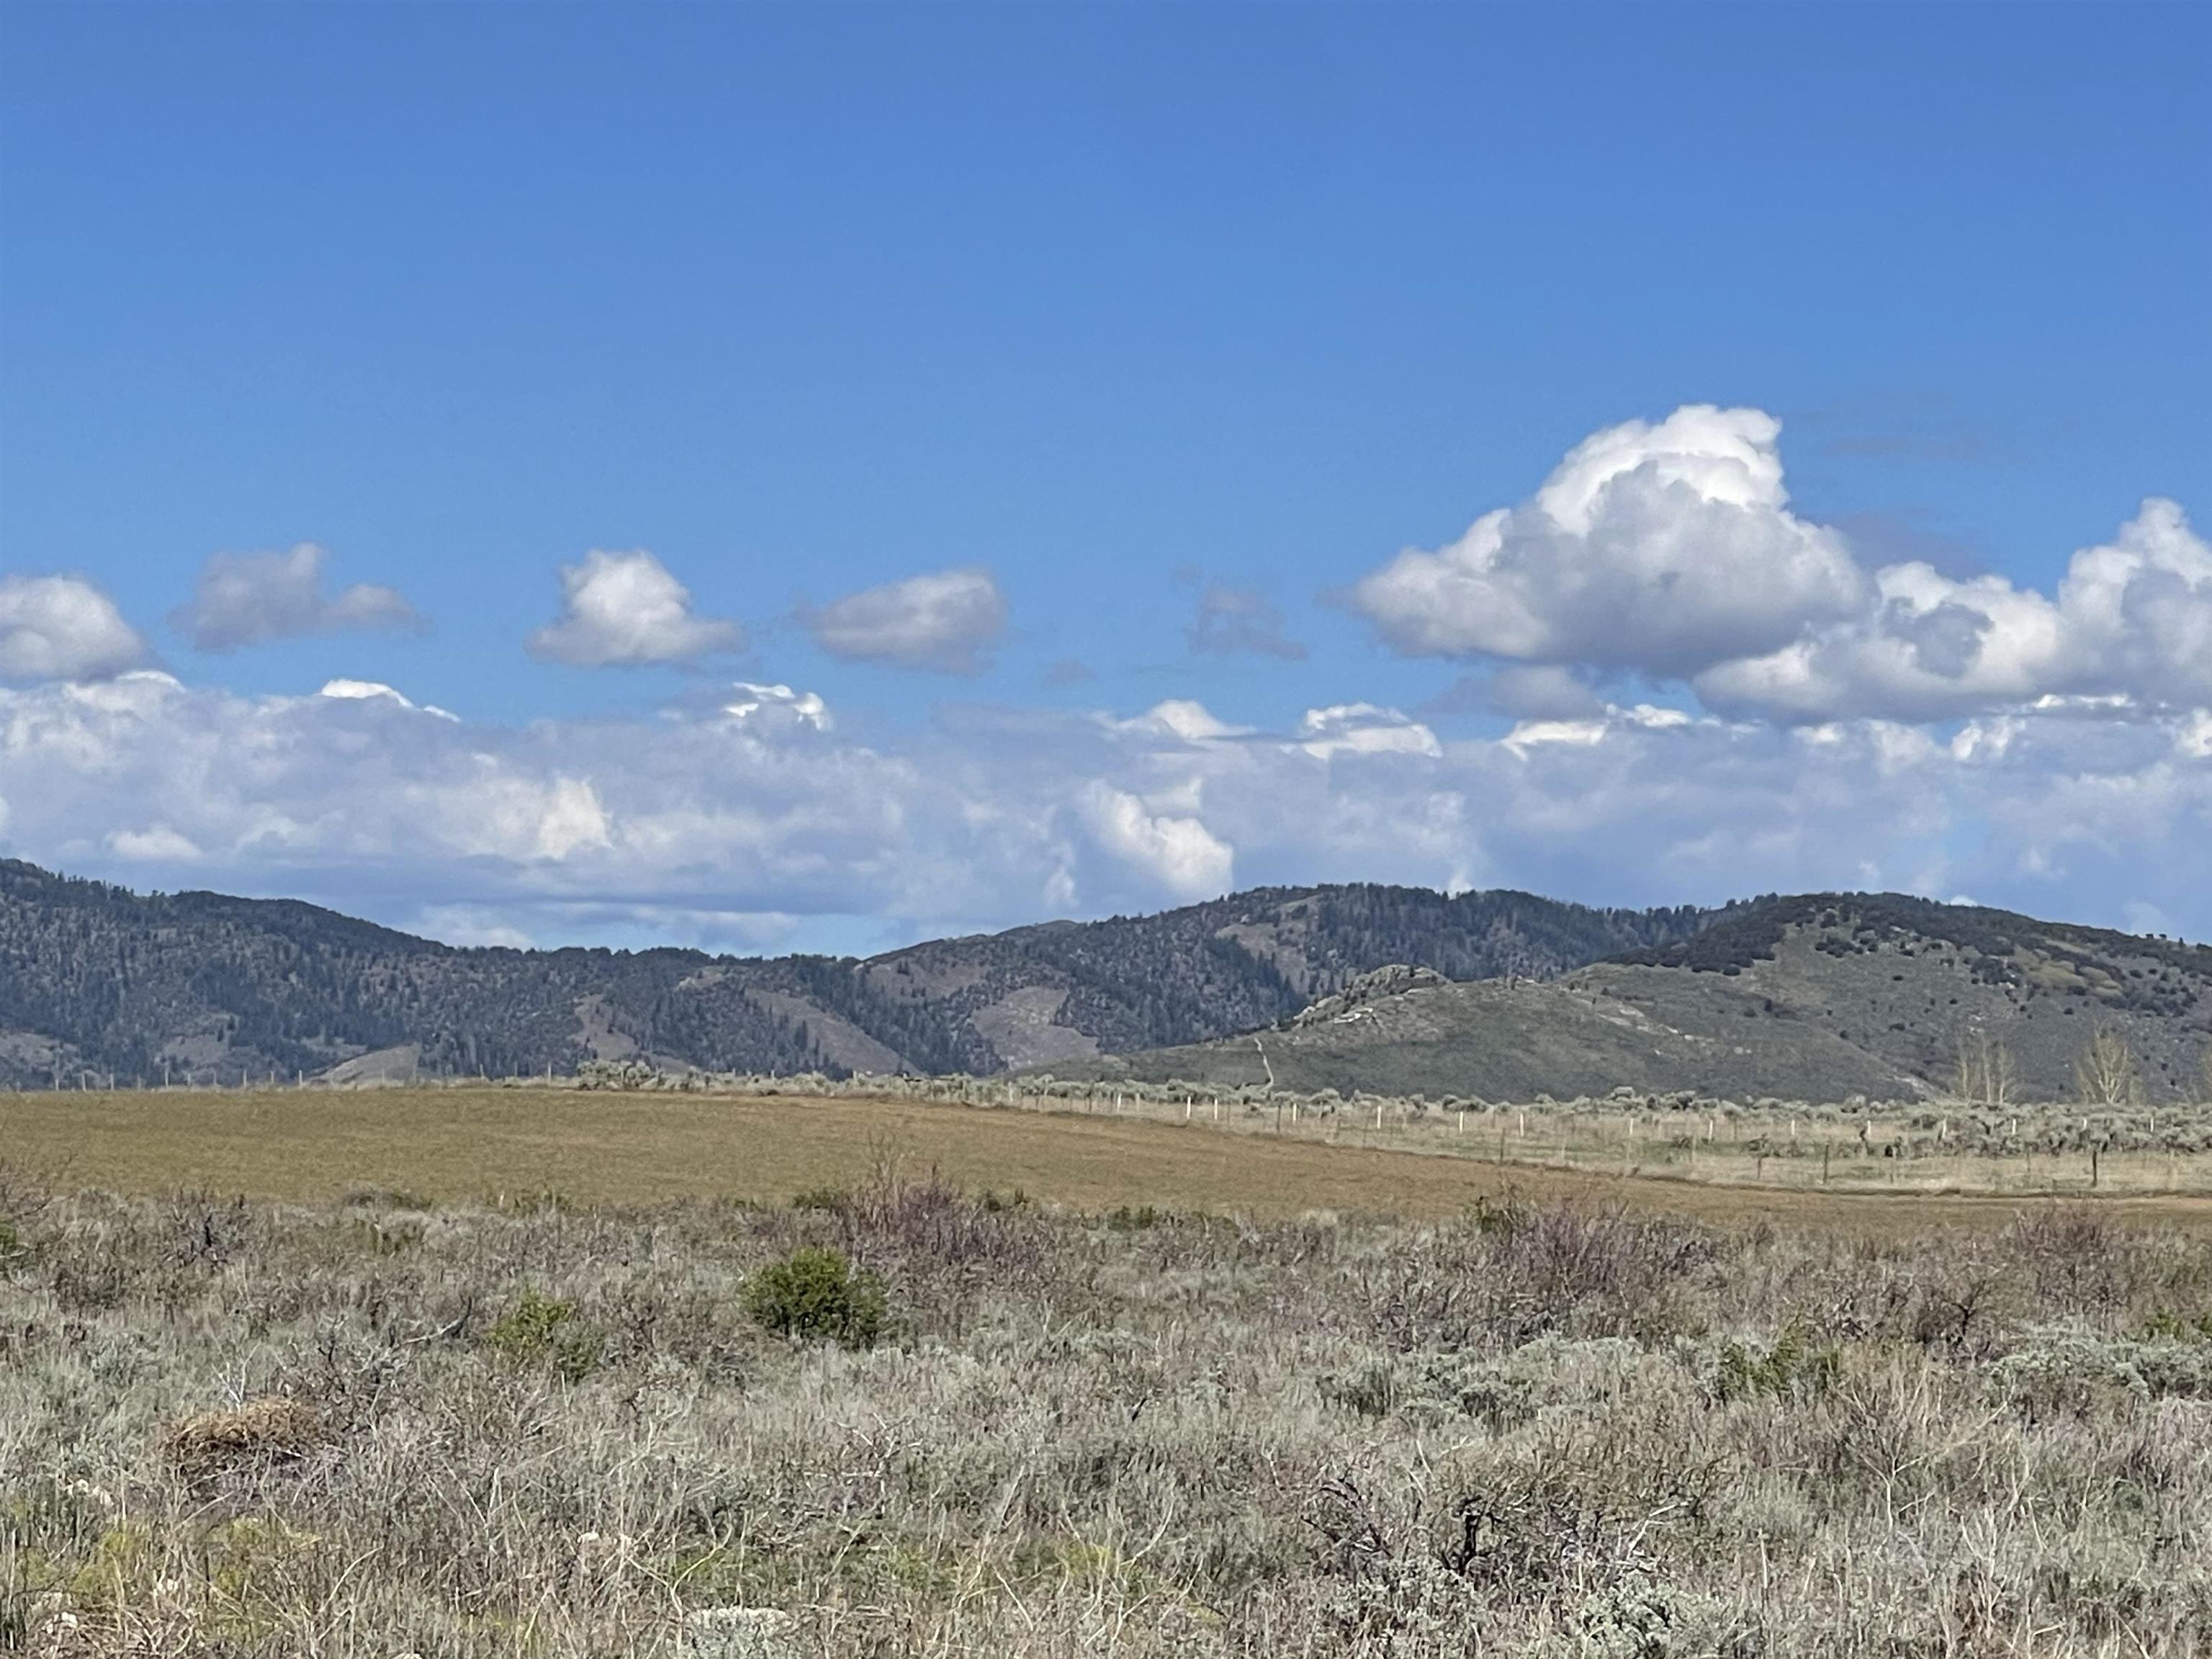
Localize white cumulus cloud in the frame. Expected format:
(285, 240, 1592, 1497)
(1350, 405, 1866, 678)
(105, 824, 202, 862)
(171, 544, 423, 652)
(1296, 703, 1442, 760)
(801, 566, 1007, 674)
(318, 678, 459, 720)
(1074, 782, 1235, 901)
(722, 681, 830, 731)
(1697, 498, 2212, 721)
(1353, 408, 2208, 729)
(1110, 699, 1253, 745)
(528, 549, 745, 667)
(0, 573, 148, 683)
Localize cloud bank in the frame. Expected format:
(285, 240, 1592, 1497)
(4, 670, 2206, 948)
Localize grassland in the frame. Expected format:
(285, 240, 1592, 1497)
(6, 1088, 2212, 1655)
(5, 1159, 2212, 1655)
(9, 1085, 2212, 1231)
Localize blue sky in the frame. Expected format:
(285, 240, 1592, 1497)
(4, 4, 2209, 953)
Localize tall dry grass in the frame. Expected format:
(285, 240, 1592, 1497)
(2, 1158, 2209, 1655)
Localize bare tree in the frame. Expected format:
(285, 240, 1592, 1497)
(1954, 1027, 2018, 1108)
(1951, 1031, 1977, 1104)
(2073, 1022, 2142, 1107)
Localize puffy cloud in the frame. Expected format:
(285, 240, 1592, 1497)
(528, 549, 745, 667)
(1352, 406, 2208, 727)
(801, 567, 1007, 674)
(2060, 499, 2212, 705)
(1187, 583, 1306, 659)
(1111, 699, 1253, 745)
(1502, 701, 1694, 758)
(1699, 499, 2212, 721)
(171, 544, 423, 652)
(1295, 703, 1442, 760)
(722, 680, 830, 731)
(1694, 566, 2064, 721)
(1074, 783, 1234, 900)
(106, 824, 202, 862)
(1350, 405, 1866, 678)
(319, 678, 459, 720)
(0, 573, 148, 683)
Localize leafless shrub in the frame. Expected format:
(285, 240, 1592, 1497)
(162, 1395, 323, 1479)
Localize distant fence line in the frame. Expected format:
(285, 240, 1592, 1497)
(561, 1060, 2212, 1143)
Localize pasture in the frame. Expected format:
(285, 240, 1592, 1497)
(8, 1084, 2212, 1231)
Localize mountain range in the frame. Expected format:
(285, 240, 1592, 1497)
(0, 860, 1710, 1088)
(8, 861, 2208, 1103)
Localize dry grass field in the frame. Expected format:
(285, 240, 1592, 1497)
(7, 1084, 2212, 1233)
(6, 1088, 2212, 1655)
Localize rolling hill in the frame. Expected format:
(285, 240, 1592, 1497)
(0, 860, 1714, 1087)
(1047, 893, 2212, 1103)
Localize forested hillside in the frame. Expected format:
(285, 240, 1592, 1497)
(0, 860, 1717, 1087)
(1056, 891, 2212, 1103)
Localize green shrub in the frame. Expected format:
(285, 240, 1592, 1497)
(1992, 1322, 2212, 1413)
(342, 1185, 431, 1210)
(1323, 1335, 1643, 1429)
(745, 1246, 886, 1347)
(487, 1189, 572, 1215)
(1539, 1571, 1745, 1659)
(2137, 1309, 2212, 1343)
(0, 1219, 22, 1264)
(1465, 1195, 1527, 1237)
(482, 1289, 606, 1382)
(1320, 1357, 1401, 1419)
(1106, 1204, 1159, 1231)
(1713, 1325, 1840, 1403)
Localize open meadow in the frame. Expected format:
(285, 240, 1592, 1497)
(10, 1083, 2212, 1226)
(4, 1089, 2212, 1655)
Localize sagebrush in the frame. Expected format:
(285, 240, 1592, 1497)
(2, 1164, 2210, 1655)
